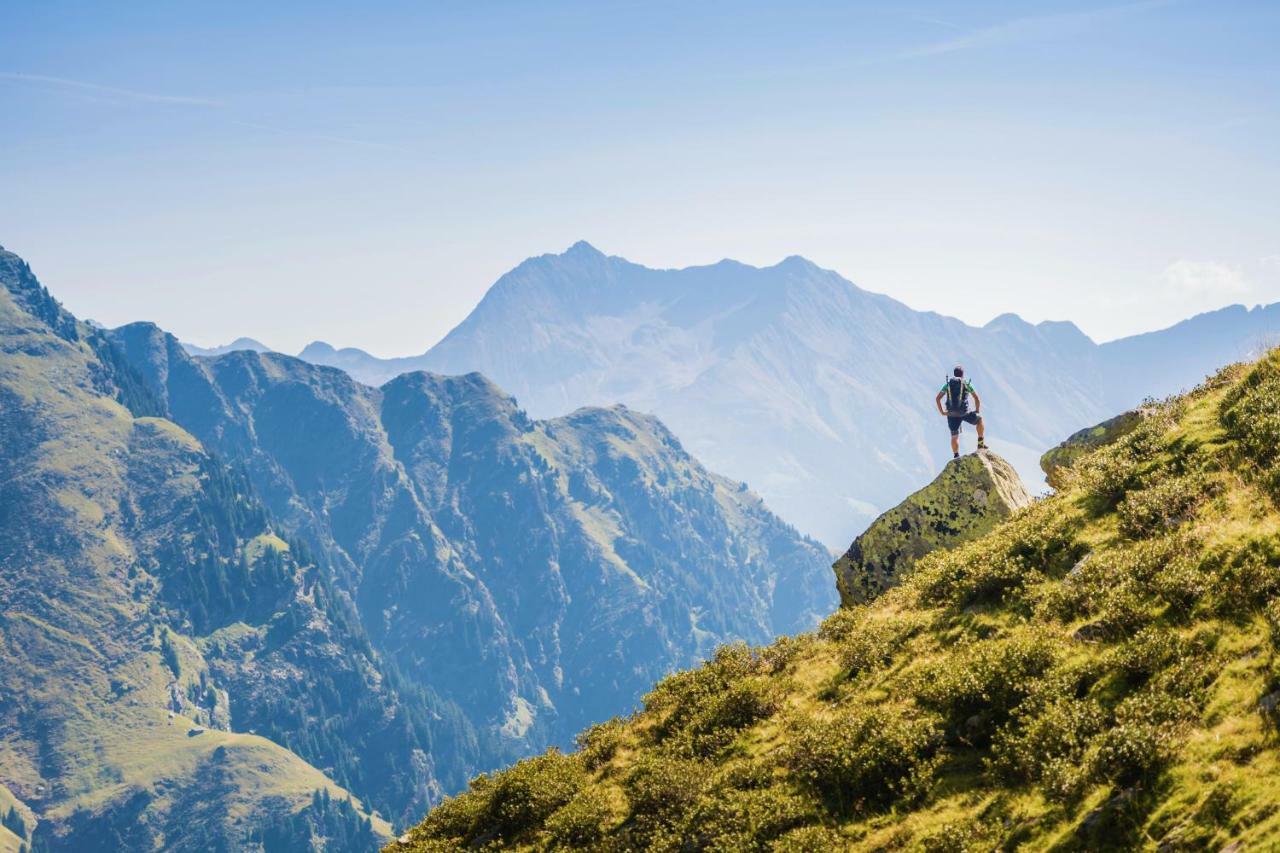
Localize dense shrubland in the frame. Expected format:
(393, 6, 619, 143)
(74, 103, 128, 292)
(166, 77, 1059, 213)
(392, 353, 1280, 850)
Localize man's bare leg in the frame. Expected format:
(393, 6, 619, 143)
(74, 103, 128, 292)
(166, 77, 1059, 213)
(976, 417, 987, 448)
(951, 433, 960, 456)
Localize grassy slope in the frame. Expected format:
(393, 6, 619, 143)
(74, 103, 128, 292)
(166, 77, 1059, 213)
(0, 286, 390, 846)
(391, 353, 1280, 851)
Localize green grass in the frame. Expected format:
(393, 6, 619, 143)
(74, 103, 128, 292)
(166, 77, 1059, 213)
(391, 355, 1280, 852)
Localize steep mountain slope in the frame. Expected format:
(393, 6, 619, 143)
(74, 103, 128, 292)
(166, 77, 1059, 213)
(0, 249, 389, 850)
(298, 242, 1280, 548)
(394, 351, 1280, 850)
(0, 245, 833, 848)
(107, 320, 833, 774)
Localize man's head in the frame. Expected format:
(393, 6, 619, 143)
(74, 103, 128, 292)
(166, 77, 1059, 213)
(953, 366, 964, 378)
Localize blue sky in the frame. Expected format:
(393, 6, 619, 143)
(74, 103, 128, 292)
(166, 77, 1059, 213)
(2, 1, 1277, 355)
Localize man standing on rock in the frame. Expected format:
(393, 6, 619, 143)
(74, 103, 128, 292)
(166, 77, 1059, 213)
(936, 365, 988, 459)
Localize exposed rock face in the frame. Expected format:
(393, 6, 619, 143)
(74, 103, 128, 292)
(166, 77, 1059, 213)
(832, 451, 1032, 607)
(1040, 410, 1145, 490)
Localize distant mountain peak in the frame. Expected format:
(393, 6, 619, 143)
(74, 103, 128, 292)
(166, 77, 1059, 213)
(984, 312, 1031, 330)
(777, 254, 819, 271)
(563, 239, 605, 258)
(181, 336, 273, 357)
(299, 340, 338, 358)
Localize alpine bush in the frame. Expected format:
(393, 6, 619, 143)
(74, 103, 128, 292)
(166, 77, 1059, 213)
(782, 705, 942, 815)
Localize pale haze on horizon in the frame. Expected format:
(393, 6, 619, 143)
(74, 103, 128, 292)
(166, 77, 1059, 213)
(1, 0, 1277, 357)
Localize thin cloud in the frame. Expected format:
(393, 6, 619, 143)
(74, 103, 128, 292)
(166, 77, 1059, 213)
(908, 13, 967, 32)
(0, 71, 218, 106)
(2, 71, 402, 152)
(227, 120, 409, 153)
(1160, 259, 1251, 300)
(893, 0, 1176, 60)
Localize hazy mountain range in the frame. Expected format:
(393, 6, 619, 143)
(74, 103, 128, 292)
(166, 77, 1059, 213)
(278, 241, 1280, 547)
(0, 245, 831, 850)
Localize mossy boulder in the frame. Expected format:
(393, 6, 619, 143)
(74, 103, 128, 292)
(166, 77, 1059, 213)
(1040, 410, 1145, 490)
(832, 451, 1031, 607)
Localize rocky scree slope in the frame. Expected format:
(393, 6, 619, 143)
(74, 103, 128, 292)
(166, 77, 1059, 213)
(0, 248, 389, 851)
(297, 242, 1280, 548)
(394, 350, 1280, 851)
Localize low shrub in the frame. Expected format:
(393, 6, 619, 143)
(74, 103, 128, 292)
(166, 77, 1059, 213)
(408, 778, 491, 842)
(909, 501, 1082, 611)
(1033, 545, 1165, 637)
(623, 754, 709, 833)
(989, 693, 1106, 794)
(1091, 718, 1177, 785)
(830, 610, 919, 679)
(1266, 598, 1280, 649)
(759, 634, 814, 674)
(782, 705, 942, 815)
(1220, 351, 1280, 502)
(1206, 537, 1280, 616)
(544, 786, 614, 850)
(644, 643, 764, 737)
(577, 717, 627, 770)
(681, 786, 817, 851)
(483, 750, 587, 842)
(1117, 470, 1216, 539)
(683, 678, 781, 756)
(1109, 627, 1197, 685)
(919, 818, 997, 852)
(912, 629, 1060, 732)
(768, 824, 846, 852)
(1149, 550, 1212, 617)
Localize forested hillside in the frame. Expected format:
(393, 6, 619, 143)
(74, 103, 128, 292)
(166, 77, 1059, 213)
(0, 248, 389, 850)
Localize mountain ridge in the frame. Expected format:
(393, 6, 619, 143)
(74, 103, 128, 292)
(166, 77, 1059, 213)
(291, 242, 1280, 549)
(0, 244, 835, 849)
(393, 351, 1280, 851)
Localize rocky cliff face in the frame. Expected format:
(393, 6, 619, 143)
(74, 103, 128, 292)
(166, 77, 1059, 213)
(832, 451, 1031, 606)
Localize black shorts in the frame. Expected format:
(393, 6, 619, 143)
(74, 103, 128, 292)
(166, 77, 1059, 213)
(947, 412, 981, 435)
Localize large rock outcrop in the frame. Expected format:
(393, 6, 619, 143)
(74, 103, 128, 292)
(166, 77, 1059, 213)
(1040, 409, 1146, 490)
(832, 450, 1032, 606)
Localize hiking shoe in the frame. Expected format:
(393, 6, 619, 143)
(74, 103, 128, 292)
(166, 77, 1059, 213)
(977, 440, 988, 450)
(953, 452, 960, 459)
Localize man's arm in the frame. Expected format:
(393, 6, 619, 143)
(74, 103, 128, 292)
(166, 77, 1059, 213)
(935, 390, 947, 416)
(970, 389, 981, 413)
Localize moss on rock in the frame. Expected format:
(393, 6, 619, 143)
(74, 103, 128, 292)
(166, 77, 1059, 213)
(832, 450, 1031, 607)
(1040, 409, 1146, 490)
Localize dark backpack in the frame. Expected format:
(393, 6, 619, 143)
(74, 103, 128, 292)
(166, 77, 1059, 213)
(946, 375, 969, 414)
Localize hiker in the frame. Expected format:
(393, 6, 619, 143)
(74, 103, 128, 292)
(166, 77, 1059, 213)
(935, 365, 987, 459)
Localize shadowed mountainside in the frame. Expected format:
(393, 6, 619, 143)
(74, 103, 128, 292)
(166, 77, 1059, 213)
(0, 245, 833, 849)
(0, 248, 390, 851)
